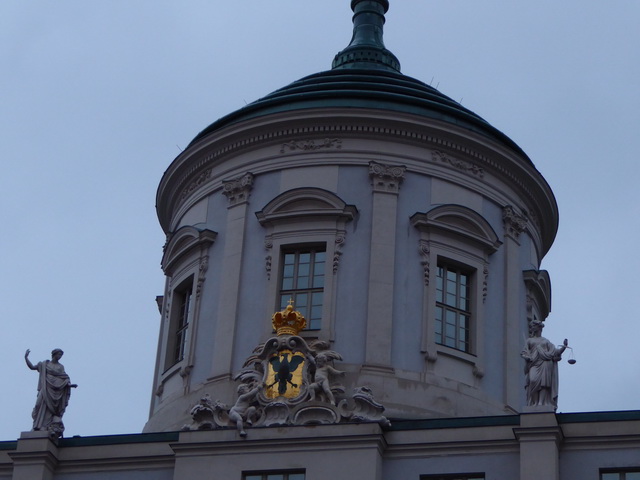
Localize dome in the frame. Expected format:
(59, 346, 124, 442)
(188, 0, 530, 165)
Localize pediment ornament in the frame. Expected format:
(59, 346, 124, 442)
(184, 303, 389, 435)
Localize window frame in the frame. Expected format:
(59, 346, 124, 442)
(420, 475, 484, 480)
(601, 470, 640, 480)
(155, 226, 216, 397)
(411, 204, 501, 379)
(278, 245, 326, 330)
(165, 276, 194, 371)
(243, 470, 306, 480)
(256, 188, 356, 340)
(435, 262, 473, 353)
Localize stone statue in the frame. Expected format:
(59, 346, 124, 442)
(25, 349, 77, 438)
(308, 353, 345, 405)
(228, 380, 261, 437)
(520, 320, 567, 410)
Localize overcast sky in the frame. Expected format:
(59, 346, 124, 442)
(1, 1, 638, 440)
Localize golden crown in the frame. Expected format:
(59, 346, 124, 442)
(272, 301, 307, 336)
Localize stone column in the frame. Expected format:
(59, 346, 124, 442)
(514, 412, 563, 480)
(209, 173, 253, 381)
(9, 432, 59, 480)
(363, 162, 405, 369)
(502, 205, 528, 410)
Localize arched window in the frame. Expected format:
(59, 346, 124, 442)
(257, 188, 356, 338)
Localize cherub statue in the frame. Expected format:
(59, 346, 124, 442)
(308, 353, 344, 405)
(25, 348, 78, 437)
(228, 381, 261, 437)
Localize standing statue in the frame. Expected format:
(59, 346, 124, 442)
(521, 320, 567, 409)
(25, 349, 77, 438)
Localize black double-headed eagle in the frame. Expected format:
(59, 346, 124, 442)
(268, 353, 304, 395)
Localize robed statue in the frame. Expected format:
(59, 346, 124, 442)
(25, 349, 77, 438)
(521, 320, 567, 410)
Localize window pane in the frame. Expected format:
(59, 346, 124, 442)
(298, 262, 310, 277)
(281, 278, 294, 290)
(284, 253, 295, 264)
(627, 474, 640, 480)
(297, 276, 309, 289)
(296, 293, 308, 307)
(315, 251, 326, 262)
(601, 474, 619, 480)
(245, 476, 262, 480)
(267, 475, 284, 480)
(299, 253, 311, 264)
(312, 273, 324, 288)
(289, 475, 306, 480)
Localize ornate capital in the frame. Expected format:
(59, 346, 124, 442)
(502, 205, 528, 239)
(369, 161, 406, 194)
(222, 172, 254, 206)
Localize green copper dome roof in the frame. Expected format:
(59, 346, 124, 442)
(189, 0, 529, 162)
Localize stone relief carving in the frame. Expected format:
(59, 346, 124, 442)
(521, 319, 568, 410)
(418, 239, 430, 286)
(369, 161, 406, 194)
(482, 264, 489, 303)
(502, 205, 528, 239)
(222, 172, 254, 206)
(24, 349, 78, 438)
(333, 234, 346, 274)
(280, 138, 342, 154)
(431, 150, 485, 178)
(180, 168, 212, 202)
(264, 237, 273, 280)
(184, 304, 389, 435)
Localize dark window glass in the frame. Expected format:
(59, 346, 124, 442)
(435, 263, 472, 353)
(165, 280, 193, 370)
(279, 247, 325, 329)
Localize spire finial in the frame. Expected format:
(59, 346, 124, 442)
(332, 0, 400, 72)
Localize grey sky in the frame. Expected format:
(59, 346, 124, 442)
(1, 1, 638, 440)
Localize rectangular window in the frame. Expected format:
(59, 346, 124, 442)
(244, 471, 305, 480)
(279, 247, 325, 330)
(435, 263, 472, 352)
(165, 279, 193, 370)
(601, 471, 640, 480)
(421, 475, 484, 480)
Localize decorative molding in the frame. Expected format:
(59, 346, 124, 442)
(431, 150, 484, 178)
(418, 239, 430, 286)
(162, 123, 556, 261)
(502, 205, 528, 239)
(222, 172, 254, 206)
(196, 254, 209, 299)
(264, 237, 273, 280)
(180, 168, 212, 202)
(482, 264, 489, 303)
(333, 233, 346, 274)
(280, 138, 342, 154)
(368, 161, 406, 194)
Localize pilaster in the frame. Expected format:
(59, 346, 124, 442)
(514, 412, 563, 480)
(502, 205, 528, 410)
(8, 431, 59, 480)
(364, 161, 405, 368)
(210, 173, 254, 380)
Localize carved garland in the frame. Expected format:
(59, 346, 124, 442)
(418, 239, 430, 286)
(431, 150, 485, 178)
(280, 138, 342, 154)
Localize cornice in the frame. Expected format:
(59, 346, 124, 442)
(157, 110, 557, 254)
